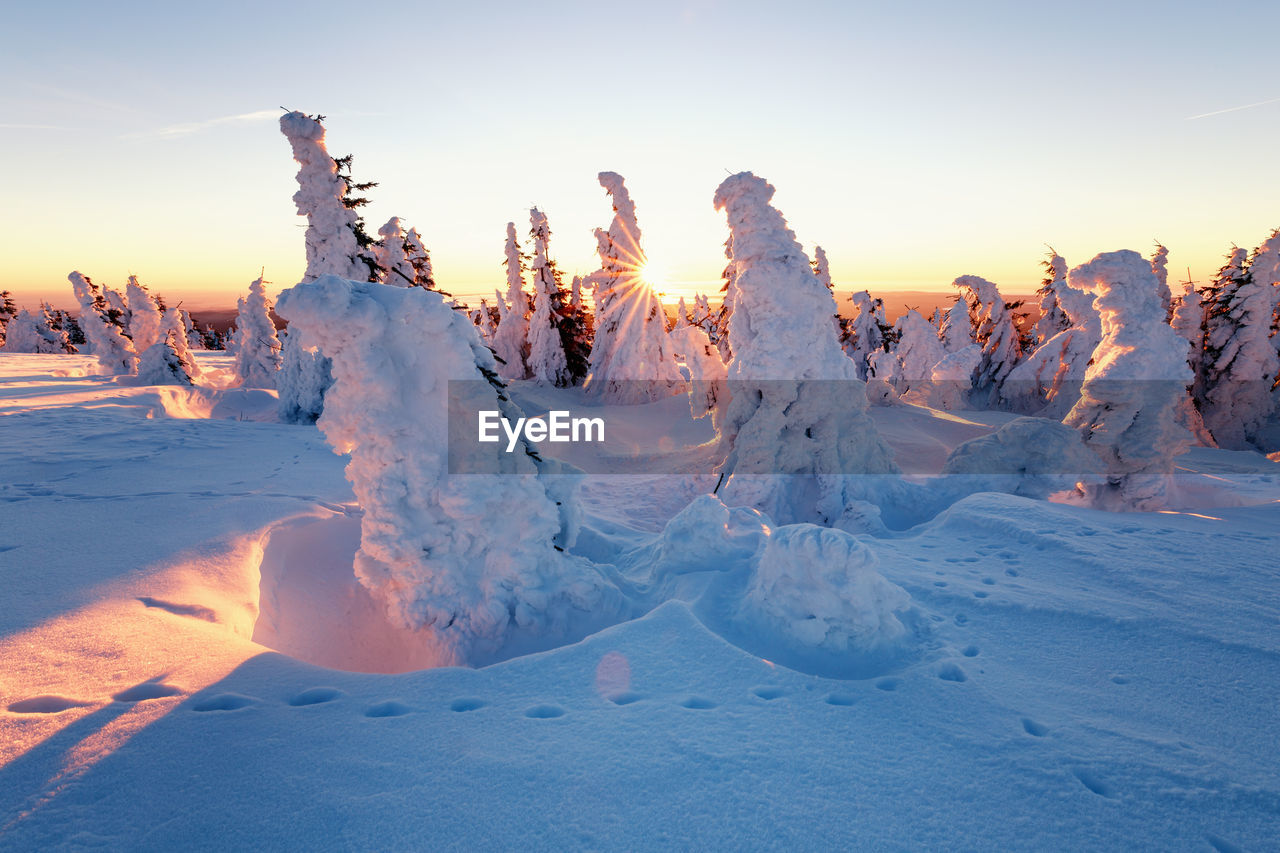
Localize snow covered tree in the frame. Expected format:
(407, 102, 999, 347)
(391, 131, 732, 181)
(124, 276, 163, 352)
(0, 307, 69, 353)
(954, 275, 1023, 408)
(1063, 250, 1192, 510)
(275, 274, 609, 666)
(278, 111, 377, 421)
(233, 275, 282, 388)
(135, 330, 194, 386)
(811, 245, 833, 291)
(673, 296, 689, 329)
(1003, 267, 1099, 416)
(162, 305, 201, 379)
(68, 271, 137, 375)
(525, 208, 570, 386)
(102, 285, 129, 334)
(938, 296, 972, 353)
(1195, 239, 1280, 449)
(490, 222, 529, 380)
(1151, 242, 1172, 319)
(584, 172, 683, 402)
(1034, 250, 1072, 345)
(0, 291, 15, 347)
(373, 217, 416, 286)
(892, 308, 946, 396)
(712, 171, 898, 529)
(841, 291, 885, 380)
(404, 227, 434, 289)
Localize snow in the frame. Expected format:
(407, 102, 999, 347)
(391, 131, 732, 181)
(1063, 250, 1193, 510)
(3, 332, 1280, 848)
(231, 276, 281, 389)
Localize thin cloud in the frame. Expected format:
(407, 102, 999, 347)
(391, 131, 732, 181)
(1185, 96, 1280, 121)
(123, 109, 280, 140)
(0, 123, 65, 130)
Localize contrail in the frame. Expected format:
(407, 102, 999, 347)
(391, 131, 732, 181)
(1186, 96, 1280, 121)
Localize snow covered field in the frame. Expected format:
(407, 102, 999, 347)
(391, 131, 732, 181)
(2, 352, 1278, 850)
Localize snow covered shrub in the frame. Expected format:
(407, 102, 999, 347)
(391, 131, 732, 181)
(712, 172, 898, 528)
(1033, 251, 1072, 345)
(276, 275, 609, 666)
(1063, 250, 1192, 510)
(163, 306, 201, 380)
(741, 523, 910, 652)
(584, 172, 683, 402)
(491, 222, 529, 381)
(841, 291, 886, 379)
(940, 417, 1103, 499)
(68, 271, 137, 375)
(233, 275, 282, 388)
(892, 309, 946, 398)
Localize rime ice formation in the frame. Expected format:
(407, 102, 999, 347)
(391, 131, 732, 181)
(712, 172, 898, 528)
(584, 172, 683, 403)
(1063, 250, 1192, 510)
(275, 275, 607, 666)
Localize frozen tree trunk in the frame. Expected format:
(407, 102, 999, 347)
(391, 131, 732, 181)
(124, 276, 163, 353)
(584, 172, 683, 403)
(491, 222, 529, 381)
(233, 276, 282, 388)
(525, 208, 569, 385)
(712, 172, 898, 530)
(1063, 250, 1192, 510)
(276, 275, 607, 666)
(68, 271, 137, 375)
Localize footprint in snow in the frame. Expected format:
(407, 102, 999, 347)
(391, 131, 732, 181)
(679, 697, 717, 710)
(289, 687, 344, 706)
(450, 698, 487, 712)
(874, 678, 900, 692)
(962, 645, 980, 657)
(7, 695, 94, 714)
(365, 701, 413, 718)
(937, 664, 967, 683)
(524, 704, 566, 718)
(751, 686, 787, 701)
(1021, 718, 1049, 737)
(1071, 768, 1116, 799)
(606, 692, 644, 706)
(825, 694, 856, 706)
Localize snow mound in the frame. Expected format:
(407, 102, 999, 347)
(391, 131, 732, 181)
(941, 416, 1103, 499)
(741, 523, 910, 652)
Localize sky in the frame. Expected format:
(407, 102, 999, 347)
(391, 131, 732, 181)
(4, 0, 1280, 310)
